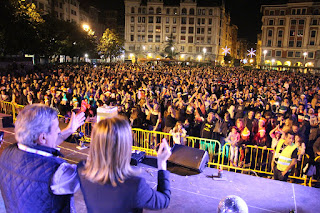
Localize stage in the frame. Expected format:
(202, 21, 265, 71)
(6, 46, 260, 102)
(0, 117, 320, 213)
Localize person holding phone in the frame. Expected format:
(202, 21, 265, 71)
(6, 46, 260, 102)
(77, 115, 172, 213)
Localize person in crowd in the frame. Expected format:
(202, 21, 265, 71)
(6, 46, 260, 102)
(272, 131, 298, 181)
(0, 104, 85, 212)
(77, 116, 171, 212)
(163, 105, 177, 133)
(170, 121, 187, 146)
(225, 126, 240, 167)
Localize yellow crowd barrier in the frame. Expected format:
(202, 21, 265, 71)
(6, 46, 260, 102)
(0, 102, 313, 187)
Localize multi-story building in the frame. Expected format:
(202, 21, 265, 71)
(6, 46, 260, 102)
(261, 0, 320, 68)
(27, 0, 81, 24)
(124, 0, 237, 63)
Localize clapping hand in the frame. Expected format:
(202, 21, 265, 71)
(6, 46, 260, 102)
(157, 138, 172, 170)
(67, 111, 86, 133)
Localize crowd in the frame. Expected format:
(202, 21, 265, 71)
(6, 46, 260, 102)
(1, 63, 320, 176)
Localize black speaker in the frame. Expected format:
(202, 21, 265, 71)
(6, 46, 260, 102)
(168, 144, 209, 173)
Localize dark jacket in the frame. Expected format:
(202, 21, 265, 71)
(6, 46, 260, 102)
(77, 161, 170, 213)
(0, 143, 71, 213)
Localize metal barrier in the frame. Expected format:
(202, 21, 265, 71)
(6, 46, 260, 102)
(0, 101, 15, 117)
(13, 104, 25, 122)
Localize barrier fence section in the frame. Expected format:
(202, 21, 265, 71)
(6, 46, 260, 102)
(0, 101, 313, 187)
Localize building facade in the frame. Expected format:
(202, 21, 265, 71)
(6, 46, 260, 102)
(124, 0, 237, 63)
(261, 0, 320, 68)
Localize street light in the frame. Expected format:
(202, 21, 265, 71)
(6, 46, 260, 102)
(84, 53, 89, 62)
(263, 50, 267, 66)
(203, 48, 207, 61)
(143, 45, 146, 51)
(171, 47, 174, 58)
(271, 58, 275, 70)
(303, 52, 308, 66)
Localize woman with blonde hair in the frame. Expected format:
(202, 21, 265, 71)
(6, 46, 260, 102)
(77, 115, 171, 213)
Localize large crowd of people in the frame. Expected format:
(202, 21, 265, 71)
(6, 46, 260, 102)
(0, 63, 320, 177)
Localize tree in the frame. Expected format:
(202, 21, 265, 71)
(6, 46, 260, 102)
(98, 29, 124, 62)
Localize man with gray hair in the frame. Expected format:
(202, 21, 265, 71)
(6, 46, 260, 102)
(0, 104, 85, 213)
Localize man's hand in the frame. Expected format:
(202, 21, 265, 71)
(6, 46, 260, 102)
(157, 138, 172, 170)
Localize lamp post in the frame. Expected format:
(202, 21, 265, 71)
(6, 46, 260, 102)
(303, 52, 307, 67)
(203, 48, 207, 62)
(263, 50, 267, 67)
(171, 47, 174, 58)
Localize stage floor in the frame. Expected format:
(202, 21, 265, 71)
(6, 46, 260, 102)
(0, 120, 320, 213)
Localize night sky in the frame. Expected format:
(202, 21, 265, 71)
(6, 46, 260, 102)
(84, 0, 288, 43)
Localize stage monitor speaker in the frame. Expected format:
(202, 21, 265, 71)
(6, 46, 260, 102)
(168, 144, 209, 173)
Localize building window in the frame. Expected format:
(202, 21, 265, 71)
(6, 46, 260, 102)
(269, 19, 274, 25)
(291, 9, 296, 15)
(174, 8, 178, 15)
(149, 17, 153, 23)
(156, 16, 161, 23)
(148, 35, 153, 42)
(173, 18, 177, 24)
(173, 27, 176, 33)
(189, 18, 194, 24)
(166, 27, 169, 33)
(189, 27, 194, 34)
(138, 8, 141, 14)
(202, 18, 205, 25)
(278, 30, 283, 37)
(276, 51, 281, 57)
(311, 30, 316, 37)
(270, 10, 274, 15)
(190, 8, 195, 15)
(188, 36, 193, 43)
(181, 36, 186, 43)
(181, 46, 185, 52)
(288, 51, 293, 57)
(131, 26, 134, 32)
(295, 52, 301, 58)
(148, 25, 153, 33)
(267, 51, 271, 56)
(166, 17, 169, 23)
(129, 45, 135, 51)
(267, 40, 272, 46)
(208, 27, 211, 34)
(209, 9, 213, 15)
(277, 40, 282, 47)
(302, 9, 306, 15)
(188, 46, 192, 52)
(137, 26, 141, 32)
(207, 37, 211, 44)
(142, 17, 145, 23)
(130, 35, 134, 41)
(310, 41, 315, 45)
(208, 18, 212, 25)
(297, 9, 301, 15)
(290, 30, 295, 36)
(131, 7, 135, 13)
(156, 7, 161, 14)
(298, 20, 305, 25)
(197, 28, 200, 34)
(142, 8, 146, 14)
(291, 19, 296, 25)
(311, 19, 318, 25)
(280, 10, 285, 15)
(149, 7, 154, 14)
(131, 17, 134, 22)
(142, 26, 145, 32)
(156, 26, 161, 33)
(155, 35, 160, 42)
(181, 27, 186, 34)
(279, 19, 284, 25)
(268, 30, 273, 37)
(296, 41, 302, 47)
(181, 17, 187, 24)
(182, 8, 187, 15)
(166, 8, 170, 14)
(308, 52, 314, 59)
(289, 41, 294, 47)
(202, 9, 205, 15)
(197, 18, 201, 25)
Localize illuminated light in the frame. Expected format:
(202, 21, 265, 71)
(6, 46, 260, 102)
(84, 54, 88, 58)
(303, 52, 308, 57)
(197, 55, 202, 61)
(263, 50, 268, 55)
(143, 45, 146, 51)
(271, 59, 275, 63)
(249, 59, 254, 63)
(180, 54, 185, 58)
(82, 24, 90, 32)
(156, 58, 160, 60)
(203, 48, 207, 54)
(265, 60, 271, 65)
(242, 59, 248, 64)
(129, 53, 134, 58)
(171, 47, 174, 51)
(247, 48, 256, 58)
(148, 53, 152, 57)
(222, 46, 231, 56)
(284, 61, 291, 66)
(121, 54, 125, 58)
